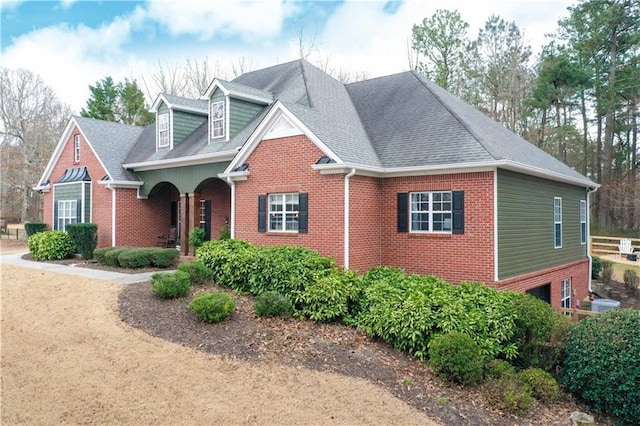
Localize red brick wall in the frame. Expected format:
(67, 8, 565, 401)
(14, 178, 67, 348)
(496, 259, 590, 308)
(380, 172, 496, 284)
(114, 188, 168, 247)
(235, 135, 345, 263)
(348, 175, 383, 272)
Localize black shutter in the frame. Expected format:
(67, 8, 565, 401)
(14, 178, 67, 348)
(258, 195, 266, 233)
(397, 192, 408, 233)
(203, 200, 211, 241)
(452, 191, 464, 234)
(298, 193, 308, 233)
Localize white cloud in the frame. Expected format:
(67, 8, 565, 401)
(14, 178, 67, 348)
(142, 0, 297, 42)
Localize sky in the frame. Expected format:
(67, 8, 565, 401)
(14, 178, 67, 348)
(1, 0, 575, 113)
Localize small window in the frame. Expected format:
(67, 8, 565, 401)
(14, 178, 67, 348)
(210, 101, 225, 139)
(57, 200, 77, 231)
(561, 278, 572, 309)
(580, 200, 587, 245)
(158, 113, 169, 148)
(74, 135, 80, 162)
(410, 191, 452, 233)
(269, 193, 299, 232)
(554, 197, 562, 248)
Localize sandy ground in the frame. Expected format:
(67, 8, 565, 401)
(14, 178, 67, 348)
(0, 262, 436, 425)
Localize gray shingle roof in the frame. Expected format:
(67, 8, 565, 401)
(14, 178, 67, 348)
(214, 79, 273, 102)
(160, 93, 208, 112)
(74, 116, 144, 181)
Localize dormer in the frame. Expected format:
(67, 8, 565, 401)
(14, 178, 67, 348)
(202, 79, 272, 143)
(150, 94, 208, 151)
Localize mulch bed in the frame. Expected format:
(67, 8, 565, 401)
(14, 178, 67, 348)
(118, 281, 600, 426)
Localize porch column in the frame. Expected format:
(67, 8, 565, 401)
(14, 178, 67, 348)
(179, 193, 189, 256)
(188, 192, 201, 256)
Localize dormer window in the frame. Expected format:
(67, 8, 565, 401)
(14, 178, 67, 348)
(158, 113, 169, 148)
(210, 101, 225, 139)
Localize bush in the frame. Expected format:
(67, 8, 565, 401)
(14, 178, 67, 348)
(562, 309, 640, 425)
(118, 248, 153, 269)
(254, 291, 293, 317)
(188, 227, 206, 248)
(66, 223, 98, 260)
(151, 271, 190, 299)
(484, 359, 517, 380)
(148, 248, 180, 268)
(428, 332, 484, 386)
(218, 224, 230, 240)
(28, 230, 75, 261)
(94, 247, 116, 264)
(24, 222, 47, 237)
(103, 247, 131, 267)
(190, 292, 235, 323)
(591, 256, 602, 279)
(518, 368, 560, 403)
(177, 261, 212, 285)
(601, 260, 613, 284)
(484, 376, 534, 415)
(623, 269, 638, 297)
(196, 239, 257, 292)
(298, 269, 363, 322)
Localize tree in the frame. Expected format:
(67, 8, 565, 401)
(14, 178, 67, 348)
(411, 9, 469, 92)
(81, 77, 154, 126)
(0, 68, 71, 222)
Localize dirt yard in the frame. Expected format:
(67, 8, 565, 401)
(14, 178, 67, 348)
(1, 263, 436, 425)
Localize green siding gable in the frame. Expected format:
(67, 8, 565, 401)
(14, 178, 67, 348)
(497, 169, 587, 280)
(137, 162, 230, 197)
(229, 98, 264, 137)
(53, 182, 91, 227)
(173, 110, 206, 146)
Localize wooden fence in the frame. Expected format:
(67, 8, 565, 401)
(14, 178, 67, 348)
(590, 235, 640, 257)
(558, 307, 598, 322)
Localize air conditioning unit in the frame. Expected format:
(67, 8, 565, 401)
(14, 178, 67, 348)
(591, 298, 621, 313)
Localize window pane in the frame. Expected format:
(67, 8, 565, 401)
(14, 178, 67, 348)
(433, 213, 452, 231)
(411, 212, 429, 231)
(269, 213, 282, 231)
(285, 213, 299, 231)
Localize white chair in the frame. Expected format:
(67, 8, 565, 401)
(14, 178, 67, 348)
(618, 239, 634, 257)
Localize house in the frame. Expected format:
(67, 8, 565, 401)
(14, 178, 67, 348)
(35, 59, 598, 307)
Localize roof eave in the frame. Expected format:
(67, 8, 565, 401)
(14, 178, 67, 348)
(123, 149, 239, 171)
(97, 180, 143, 188)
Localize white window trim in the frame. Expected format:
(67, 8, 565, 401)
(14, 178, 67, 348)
(561, 278, 572, 309)
(74, 135, 80, 162)
(268, 193, 299, 232)
(210, 100, 225, 140)
(580, 200, 587, 245)
(409, 191, 453, 233)
(57, 199, 77, 231)
(158, 112, 170, 149)
(554, 197, 562, 249)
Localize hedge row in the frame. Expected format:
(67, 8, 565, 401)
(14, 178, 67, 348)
(94, 246, 180, 268)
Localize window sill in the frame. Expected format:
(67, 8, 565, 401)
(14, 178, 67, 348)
(266, 231, 299, 237)
(408, 232, 452, 239)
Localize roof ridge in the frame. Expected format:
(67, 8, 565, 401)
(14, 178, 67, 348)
(408, 71, 498, 161)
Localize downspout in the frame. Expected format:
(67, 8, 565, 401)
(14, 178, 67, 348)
(225, 176, 236, 238)
(344, 168, 356, 269)
(108, 185, 116, 247)
(586, 188, 594, 294)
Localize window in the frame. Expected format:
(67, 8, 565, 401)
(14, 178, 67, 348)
(269, 193, 299, 232)
(210, 101, 225, 139)
(57, 200, 77, 231)
(410, 191, 452, 233)
(74, 135, 80, 162)
(158, 113, 169, 148)
(561, 278, 572, 309)
(554, 197, 562, 248)
(580, 200, 587, 245)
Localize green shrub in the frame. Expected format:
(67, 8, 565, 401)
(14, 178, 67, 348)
(66, 223, 98, 260)
(623, 269, 638, 297)
(151, 271, 190, 299)
(218, 224, 230, 240)
(428, 332, 484, 386)
(118, 248, 152, 269)
(196, 239, 257, 292)
(93, 247, 116, 264)
(254, 291, 293, 317)
(562, 309, 640, 425)
(177, 261, 212, 285)
(188, 227, 206, 248)
(601, 260, 613, 284)
(248, 245, 335, 305)
(190, 292, 235, 323)
(24, 222, 47, 237)
(484, 359, 517, 380)
(148, 248, 180, 268)
(518, 367, 560, 403)
(103, 247, 131, 267)
(28, 230, 75, 261)
(591, 256, 602, 279)
(298, 269, 363, 322)
(484, 376, 534, 415)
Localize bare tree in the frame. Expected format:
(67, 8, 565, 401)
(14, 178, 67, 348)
(140, 59, 189, 100)
(231, 56, 257, 79)
(0, 68, 71, 222)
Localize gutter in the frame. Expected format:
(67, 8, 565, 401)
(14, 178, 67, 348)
(344, 168, 356, 269)
(225, 176, 236, 238)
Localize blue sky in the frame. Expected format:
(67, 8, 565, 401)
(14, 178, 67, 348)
(1, 0, 574, 113)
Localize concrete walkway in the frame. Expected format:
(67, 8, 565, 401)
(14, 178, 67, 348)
(0, 251, 158, 284)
